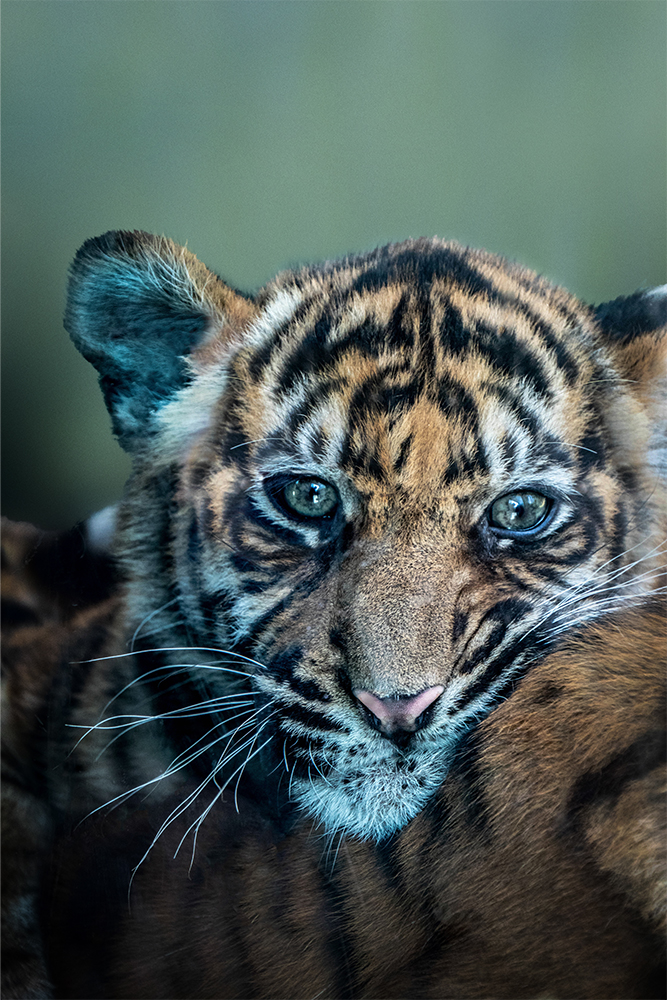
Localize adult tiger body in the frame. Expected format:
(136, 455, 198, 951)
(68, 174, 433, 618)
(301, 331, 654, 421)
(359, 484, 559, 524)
(44, 600, 666, 1000)
(1, 232, 665, 998)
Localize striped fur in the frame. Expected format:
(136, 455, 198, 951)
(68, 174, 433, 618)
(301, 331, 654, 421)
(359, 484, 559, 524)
(45, 600, 666, 999)
(60, 231, 665, 840)
(2, 232, 665, 997)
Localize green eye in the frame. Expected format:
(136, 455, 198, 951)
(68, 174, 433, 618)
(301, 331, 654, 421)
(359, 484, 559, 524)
(281, 479, 339, 519)
(489, 491, 550, 532)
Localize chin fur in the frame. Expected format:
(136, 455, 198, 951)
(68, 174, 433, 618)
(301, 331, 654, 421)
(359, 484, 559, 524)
(292, 738, 454, 840)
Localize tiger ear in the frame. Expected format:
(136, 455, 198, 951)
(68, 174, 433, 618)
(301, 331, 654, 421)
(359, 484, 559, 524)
(593, 285, 666, 384)
(65, 230, 257, 452)
(594, 286, 666, 480)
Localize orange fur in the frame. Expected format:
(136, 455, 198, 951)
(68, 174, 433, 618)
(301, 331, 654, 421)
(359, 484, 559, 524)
(2, 234, 665, 998)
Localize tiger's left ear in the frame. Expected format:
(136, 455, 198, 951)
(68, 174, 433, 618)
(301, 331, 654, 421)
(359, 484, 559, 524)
(593, 286, 666, 479)
(65, 230, 258, 452)
(593, 285, 666, 385)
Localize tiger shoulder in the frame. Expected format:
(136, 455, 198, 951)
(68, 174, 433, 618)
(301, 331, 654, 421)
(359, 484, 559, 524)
(42, 597, 667, 999)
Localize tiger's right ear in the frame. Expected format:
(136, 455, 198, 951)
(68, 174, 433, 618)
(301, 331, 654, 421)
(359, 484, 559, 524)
(65, 230, 258, 452)
(593, 285, 666, 482)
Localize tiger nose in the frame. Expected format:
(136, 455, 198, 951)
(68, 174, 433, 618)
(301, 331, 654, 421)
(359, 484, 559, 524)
(353, 685, 444, 744)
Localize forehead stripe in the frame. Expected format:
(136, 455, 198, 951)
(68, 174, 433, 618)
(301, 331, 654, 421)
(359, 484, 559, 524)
(348, 244, 496, 299)
(252, 299, 580, 421)
(438, 292, 580, 386)
(246, 296, 319, 383)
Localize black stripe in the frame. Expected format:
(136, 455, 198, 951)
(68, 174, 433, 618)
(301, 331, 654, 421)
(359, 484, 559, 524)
(243, 497, 309, 548)
(268, 646, 331, 702)
(434, 374, 480, 428)
(385, 292, 416, 349)
(278, 701, 344, 734)
(271, 305, 414, 398)
(441, 447, 488, 487)
(607, 506, 629, 564)
(504, 295, 581, 385)
(280, 378, 350, 436)
(1, 598, 41, 626)
(525, 314, 580, 385)
(349, 243, 495, 300)
(480, 323, 554, 399)
(219, 407, 255, 471)
(438, 298, 475, 354)
(548, 511, 601, 567)
(576, 429, 606, 472)
(459, 600, 533, 675)
(617, 465, 639, 494)
(315, 857, 361, 999)
(480, 653, 539, 709)
(437, 273, 581, 386)
(239, 577, 274, 596)
(246, 297, 314, 383)
(447, 726, 491, 833)
(240, 550, 339, 648)
(394, 432, 414, 471)
(273, 314, 337, 394)
(451, 609, 469, 642)
(439, 304, 555, 401)
(565, 729, 666, 832)
(355, 375, 425, 418)
(197, 588, 234, 644)
(454, 636, 530, 711)
(479, 380, 542, 443)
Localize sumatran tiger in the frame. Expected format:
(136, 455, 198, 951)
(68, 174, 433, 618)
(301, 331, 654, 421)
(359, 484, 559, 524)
(1, 231, 665, 999)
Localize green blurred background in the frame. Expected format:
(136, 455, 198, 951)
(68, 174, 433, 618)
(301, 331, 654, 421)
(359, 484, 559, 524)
(3, 0, 665, 530)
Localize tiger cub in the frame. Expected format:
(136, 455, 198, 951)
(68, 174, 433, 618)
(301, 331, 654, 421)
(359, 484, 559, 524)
(58, 230, 665, 839)
(2, 232, 665, 997)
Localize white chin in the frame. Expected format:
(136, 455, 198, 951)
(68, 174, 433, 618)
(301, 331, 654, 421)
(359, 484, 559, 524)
(292, 759, 449, 841)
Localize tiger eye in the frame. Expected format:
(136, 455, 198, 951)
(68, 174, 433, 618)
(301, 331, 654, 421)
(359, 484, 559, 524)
(282, 479, 339, 519)
(489, 492, 550, 532)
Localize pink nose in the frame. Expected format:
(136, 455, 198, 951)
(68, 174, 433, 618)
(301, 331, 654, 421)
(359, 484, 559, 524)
(353, 685, 444, 737)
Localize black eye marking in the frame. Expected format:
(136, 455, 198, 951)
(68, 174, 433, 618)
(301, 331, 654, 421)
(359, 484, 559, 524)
(488, 491, 552, 534)
(268, 477, 339, 521)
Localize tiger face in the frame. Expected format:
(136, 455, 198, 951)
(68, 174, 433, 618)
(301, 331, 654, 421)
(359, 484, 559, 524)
(65, 232, 666, 840)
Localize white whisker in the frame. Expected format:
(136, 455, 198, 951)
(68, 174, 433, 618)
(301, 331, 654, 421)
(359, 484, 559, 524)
(74, 645, 265, 672)
(309, 748, 331, 785)
(130, 597, 181, 651)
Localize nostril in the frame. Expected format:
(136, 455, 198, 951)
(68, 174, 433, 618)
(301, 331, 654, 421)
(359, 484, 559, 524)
(353, 685, 444, 738)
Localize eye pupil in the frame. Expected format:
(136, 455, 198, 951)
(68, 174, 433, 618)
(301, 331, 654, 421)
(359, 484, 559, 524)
(508, 497, 523, 515)
(282, 479, 338, 518)
(489, 491, 549, 532)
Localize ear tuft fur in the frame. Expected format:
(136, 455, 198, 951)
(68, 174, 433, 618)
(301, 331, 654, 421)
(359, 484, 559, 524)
(65, 230, 253, 451)
(594, 285, 666, 341)
(594, 286, 666, 485)
(592, 286, 666, 384)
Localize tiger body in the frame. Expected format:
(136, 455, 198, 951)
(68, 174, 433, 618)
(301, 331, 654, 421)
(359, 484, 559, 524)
(41, 601, 667, 999)
(1, 232, 665, 998)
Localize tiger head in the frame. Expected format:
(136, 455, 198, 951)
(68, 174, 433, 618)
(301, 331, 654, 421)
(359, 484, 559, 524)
(65, 231, 666, 839)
